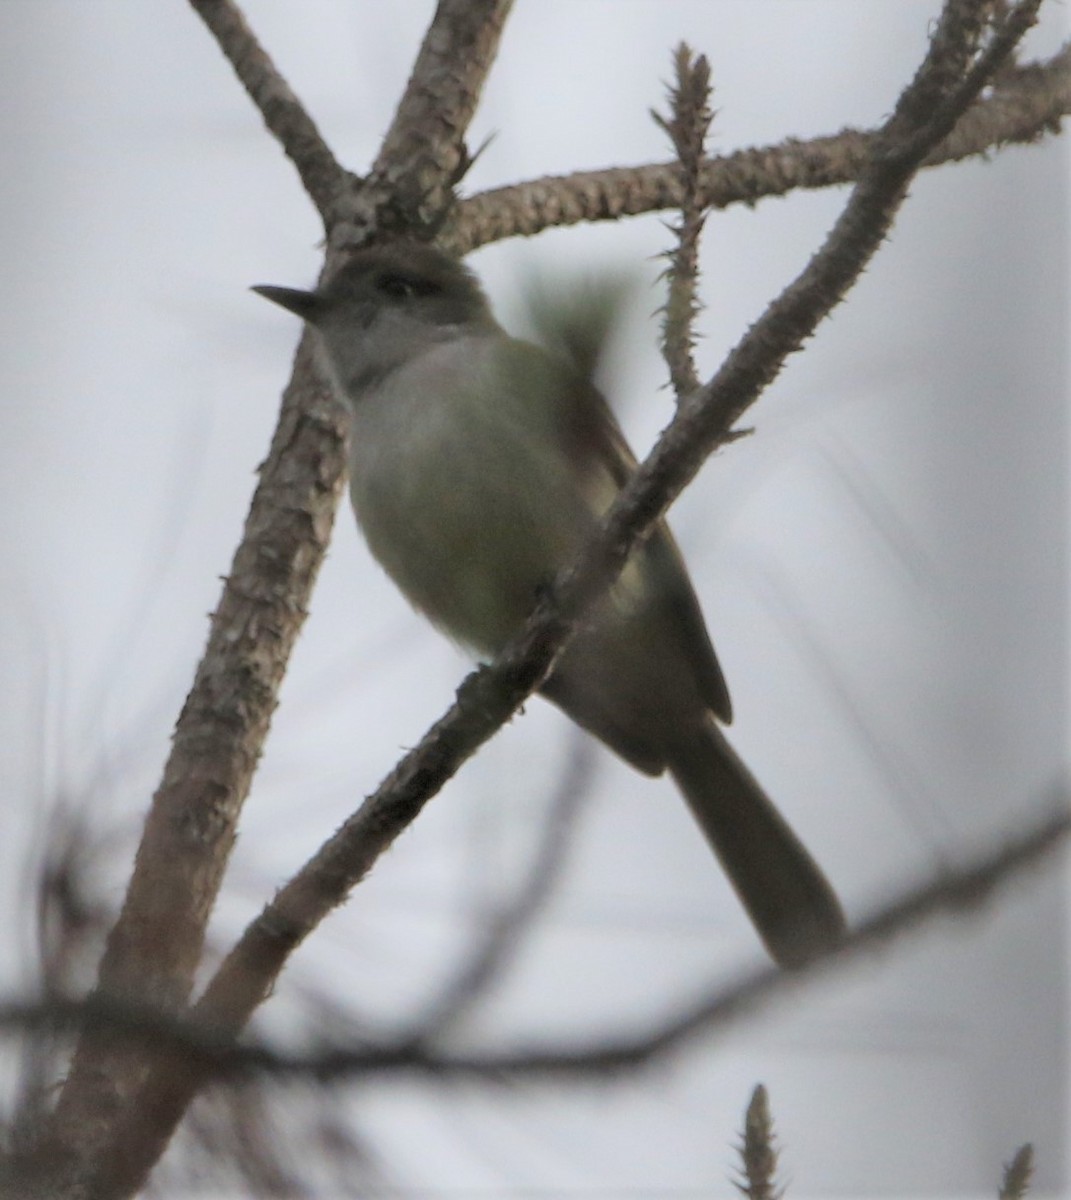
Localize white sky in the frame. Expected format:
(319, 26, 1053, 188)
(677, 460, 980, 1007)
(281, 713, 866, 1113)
(0, 2, 1068, 1196)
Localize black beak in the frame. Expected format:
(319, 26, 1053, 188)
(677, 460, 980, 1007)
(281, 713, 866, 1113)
(251, 284, 324, 324)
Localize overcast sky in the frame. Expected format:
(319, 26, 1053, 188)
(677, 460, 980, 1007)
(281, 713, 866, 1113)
(0, 2, 1068, 1196)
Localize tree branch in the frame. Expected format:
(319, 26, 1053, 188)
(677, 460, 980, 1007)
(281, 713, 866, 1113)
(189, 0, 348, 222)
(43, 338, 346, 1189)
(735, 1085, 781, 1200)
(654, 43, 714, 401)
(2, 802, 1065, 1082)
(1000, 1144, 1036, 1199)
(331, 0, 515, 250)
(32, 1, 513, 1193)
(448, 43, 1069, 253)
(411, 733, 597, 1040)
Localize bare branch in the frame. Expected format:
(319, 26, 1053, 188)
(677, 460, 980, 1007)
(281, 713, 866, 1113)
(734, 1085, 782, 1200)
(654, 43, 714, 400)
(450, 44, 1070, 253)
(37, 1, 514, 1192)
(2, 802, 1065, 1083)
(334, 0, 515, 247)
(189, 0, 347, 222)
(412, 734, 597, 1039)
(1000, 1144, 1035, 1199)
(37, 339, 346, 1194)
(235, 799, 1070, 1076)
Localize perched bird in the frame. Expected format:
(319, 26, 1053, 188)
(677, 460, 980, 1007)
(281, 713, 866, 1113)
(254, 241, 845, 967)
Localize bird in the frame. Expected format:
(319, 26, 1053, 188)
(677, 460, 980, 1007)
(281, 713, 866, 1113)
(253, 241, 845, 967)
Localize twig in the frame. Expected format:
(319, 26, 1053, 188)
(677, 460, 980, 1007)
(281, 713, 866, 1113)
(734, 1085, 782, 1200)
(334, 0, 516, 248)
(189, 0, 347, 222)
(653, 43, 715, 401)
(412, 733, 597, 1039)
(999, 1144, 1035, 1199)
(1, 801, 1065, 1080)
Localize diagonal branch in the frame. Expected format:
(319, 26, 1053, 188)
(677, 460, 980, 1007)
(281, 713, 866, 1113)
(449, 42, 1070, 253)
(411, 733, 598, 1040)
(189, 0, 348, 222)
(333, 0, 515, 248)
(2, 802, 1065, 1082)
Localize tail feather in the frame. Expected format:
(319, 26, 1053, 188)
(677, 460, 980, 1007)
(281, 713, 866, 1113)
(669, 724, 845, 968)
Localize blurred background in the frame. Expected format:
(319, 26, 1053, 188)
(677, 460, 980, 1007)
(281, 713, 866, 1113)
(0, 1, 1067, 1195)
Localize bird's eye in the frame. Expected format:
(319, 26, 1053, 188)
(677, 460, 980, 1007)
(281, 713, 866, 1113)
(377, 274, 415, 300)
(376, 273, 442, 301)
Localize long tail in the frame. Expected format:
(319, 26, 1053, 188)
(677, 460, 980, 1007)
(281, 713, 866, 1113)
(669, 723, 845, 968)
